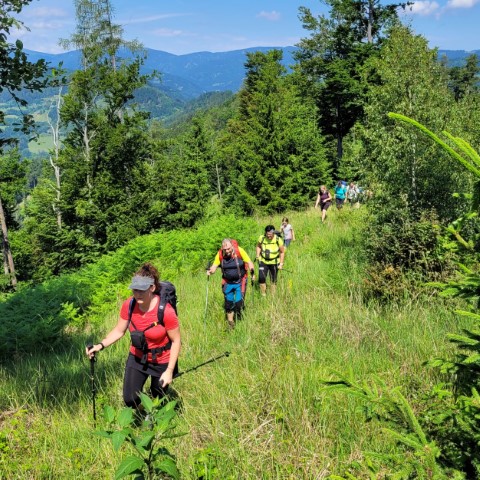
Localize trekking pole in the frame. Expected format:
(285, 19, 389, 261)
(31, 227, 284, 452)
(160, 352, 231, 388)
(251, 273, 255, 308)
(86, 343, 97, 428)
(203, 262, 211, 332)
(174, 351, 230, 379)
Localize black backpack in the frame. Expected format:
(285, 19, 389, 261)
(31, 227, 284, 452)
(127, 281, 178, 363)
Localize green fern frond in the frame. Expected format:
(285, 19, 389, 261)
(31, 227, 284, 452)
(388, 113, 480, 178)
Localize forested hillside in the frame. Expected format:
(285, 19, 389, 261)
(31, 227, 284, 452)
(1, 0, 480, 478)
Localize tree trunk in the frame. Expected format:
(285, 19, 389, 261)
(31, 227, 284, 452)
(367, 0, 374, 44)
(0, 197, 17, 289)
(48, 85, 63, 229)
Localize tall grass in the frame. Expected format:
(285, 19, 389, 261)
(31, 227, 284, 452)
(0, 206, 465, 478)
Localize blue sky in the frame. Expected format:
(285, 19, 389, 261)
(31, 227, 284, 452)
(14, 0, 480, 55)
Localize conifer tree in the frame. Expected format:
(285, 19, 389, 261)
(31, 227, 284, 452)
(294, 0, 406, 170)
(221, 50, 330, 213)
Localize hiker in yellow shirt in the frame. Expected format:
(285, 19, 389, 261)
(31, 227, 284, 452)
(256, 225, 285, 297)
(208, 238, 254, 328)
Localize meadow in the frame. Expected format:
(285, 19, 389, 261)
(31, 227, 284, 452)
(0, 207, 464, 479)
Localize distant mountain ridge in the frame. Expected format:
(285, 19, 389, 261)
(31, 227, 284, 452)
(24, 46, 479, 101)
(24, 46, 298, 101)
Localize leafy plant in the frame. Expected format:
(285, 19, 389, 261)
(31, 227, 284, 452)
(97, 392, 184, 480)
(322, 375, 452, 479)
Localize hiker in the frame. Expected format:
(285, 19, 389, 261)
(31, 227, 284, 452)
(315, 185, 332, 223)
(86, 262, 181, 409)
(207, 238, 255, 328)
(280, 217, 295, 247)
(334, 180, 347, 209)
(256, 225, 285, 297)
(346, 182, 359, 207)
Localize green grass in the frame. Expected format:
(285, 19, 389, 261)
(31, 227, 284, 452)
(0, 206, 466, 478)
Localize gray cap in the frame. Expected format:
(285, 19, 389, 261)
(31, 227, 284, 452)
(128, 275, 154, 291)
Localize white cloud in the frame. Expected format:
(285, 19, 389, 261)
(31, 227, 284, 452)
(24, 7, 68, 18)
(152, 28, 184, 38)
(256, 10, 281, 21)
(407, 1, 440, 15)
(121, 13, 188, 25)
(446, 0, 479, 8)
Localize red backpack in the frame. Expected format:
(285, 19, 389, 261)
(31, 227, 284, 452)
(218, 239, 241, 261)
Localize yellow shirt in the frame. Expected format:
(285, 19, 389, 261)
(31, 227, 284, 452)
(257, 234, 283, 265)
(212, 245, 252, 266)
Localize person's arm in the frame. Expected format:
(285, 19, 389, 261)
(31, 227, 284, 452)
(314, 193, 320, 208)
(327, 192, 332, 202)
(278, 242, 286, 269)
(160, 327, 181, 387)
(291, 227, 296, 241)
(256, 241, 262, 261)
(239, 247, 255, 279)
(86, 316, 129, 358)
(208, 252, 221, 275)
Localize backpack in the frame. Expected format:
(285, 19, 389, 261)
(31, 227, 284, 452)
(218, 239, 241, 261)
(127, 281, 178, 363)
(218, 240, 247, 282)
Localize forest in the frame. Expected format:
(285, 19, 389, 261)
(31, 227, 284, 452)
(1, 0, 480, 478)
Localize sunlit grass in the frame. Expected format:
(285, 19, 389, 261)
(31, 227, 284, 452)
(0, 206, 465, 478)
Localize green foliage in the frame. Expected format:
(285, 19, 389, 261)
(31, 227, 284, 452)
(328, 118, 480, 478)
(0, 0, 49, 149)
(362, 202, 447, 301)
(357, 27, 471, 223)
(191, 446, 221, 480)
(294, 0, 406, 168)
(0, 213, 257, 357)
(448, 54, 480, 102)
(322, 375, 452, 479)
(0, 207, 469, 478)
(0, 148, 28, 226)
(98, 393, 183, 480)
(220, 50, 330, 213)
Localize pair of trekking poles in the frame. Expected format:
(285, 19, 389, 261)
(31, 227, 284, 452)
(86, 343, 230, 428)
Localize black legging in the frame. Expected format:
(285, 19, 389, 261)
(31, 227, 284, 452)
(258, 262, 279, 284)
(123, 365, 169, 408)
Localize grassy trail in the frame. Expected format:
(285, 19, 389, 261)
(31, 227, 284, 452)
(0, 207, 463, 479)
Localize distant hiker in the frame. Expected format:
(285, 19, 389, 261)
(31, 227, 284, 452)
(86, 262, 181, 409)
(346, 182, 359, 207)
(256, 225, 286, 297)
(207, 238, 255, 328)
(334, 181, 347, 209)
(280, 217, 295, 247)
(315, 185, 332, 223)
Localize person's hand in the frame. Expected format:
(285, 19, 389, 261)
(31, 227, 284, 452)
(86, 344, 102, 359)
(160, 368, 174, 388)
(278, 263, 284, 270)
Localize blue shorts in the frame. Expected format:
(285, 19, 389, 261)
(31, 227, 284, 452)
(222, 282, 245, 312)
(223, 283, 242, 302)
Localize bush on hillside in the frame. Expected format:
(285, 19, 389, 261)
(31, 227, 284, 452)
(0, 214, 258, 358)
(362, 196, 452, 301)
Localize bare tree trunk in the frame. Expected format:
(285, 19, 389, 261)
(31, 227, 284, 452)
(48, 85, 63, 229)
(0, 197, 17, 289)
(215, 163, 222, 200)
(367, 0, 374, 44)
